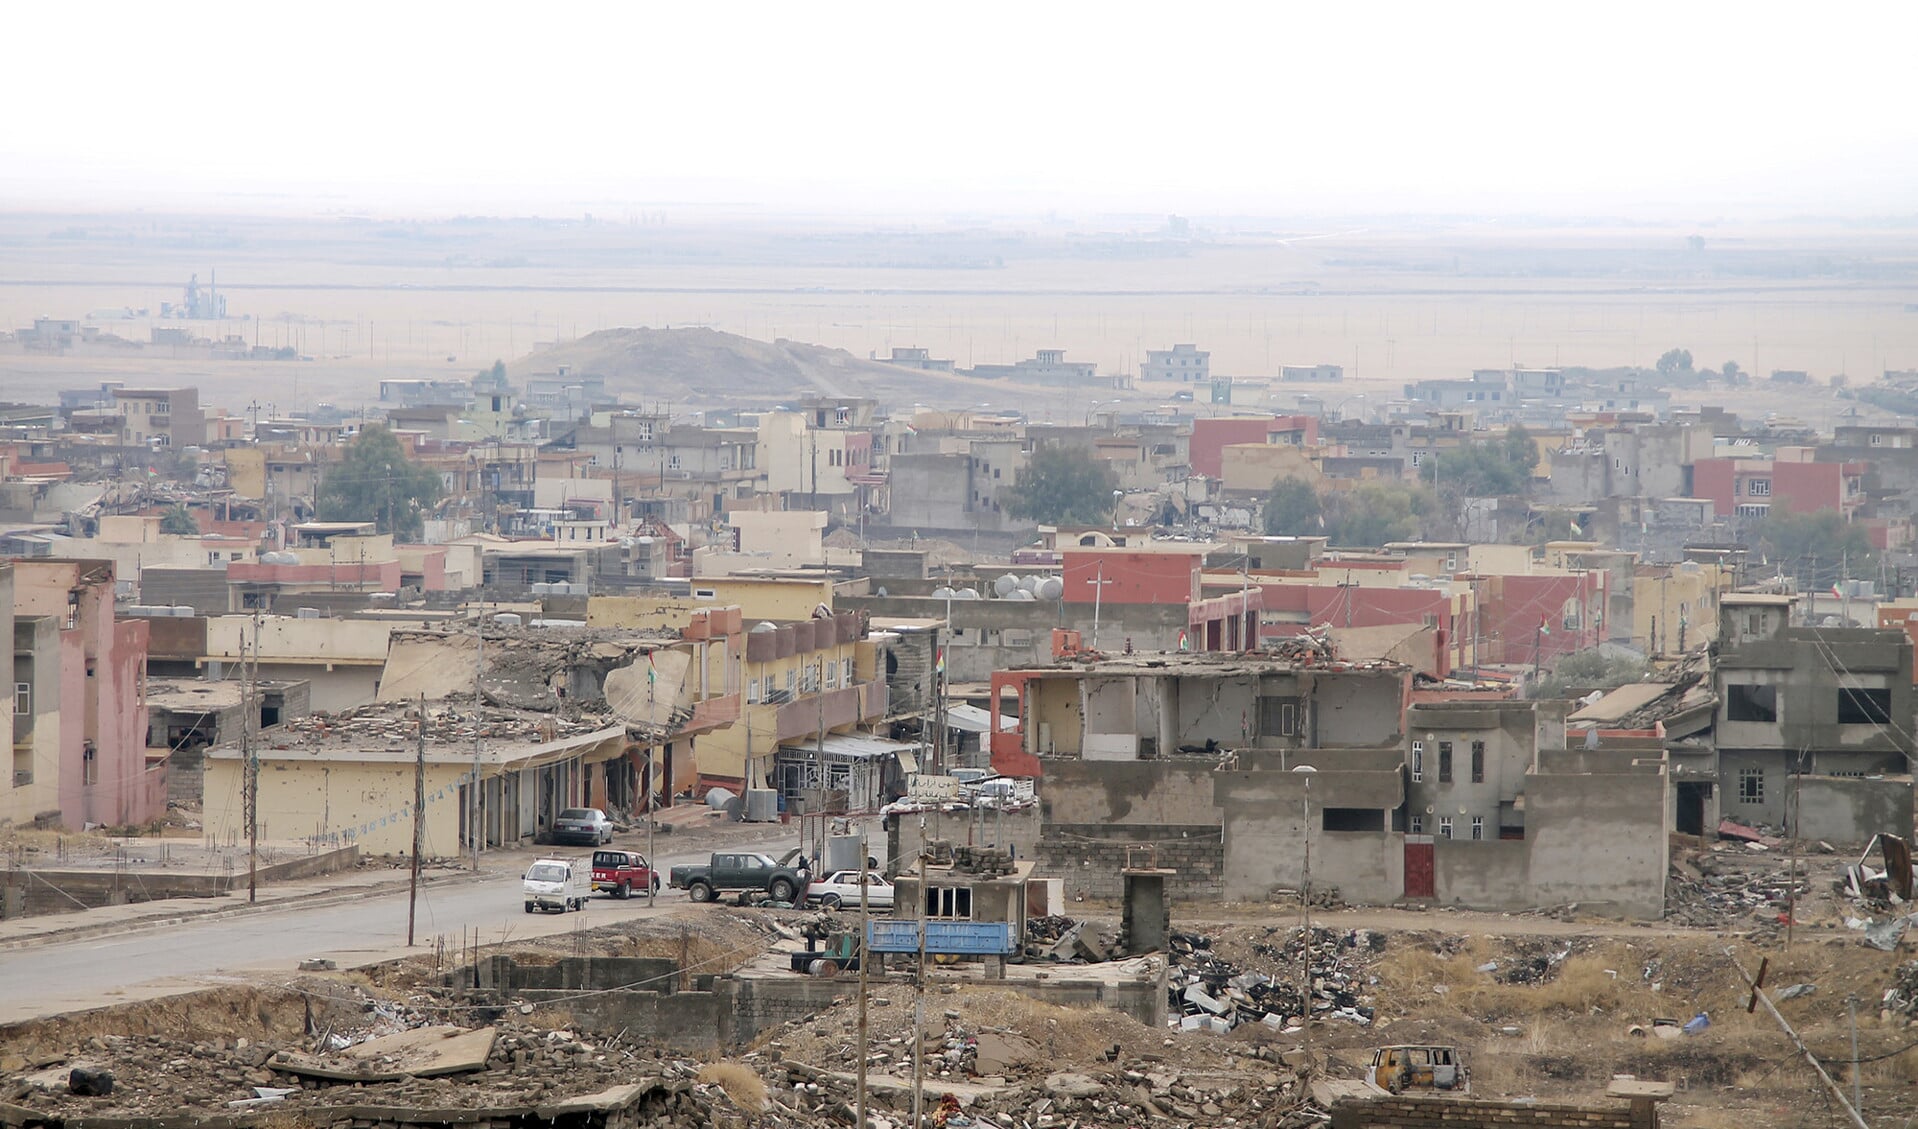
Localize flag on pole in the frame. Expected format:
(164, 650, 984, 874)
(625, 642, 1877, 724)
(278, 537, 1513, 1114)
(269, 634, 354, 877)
(934, 648, 945, 676)
(1538, 617, 1552, 637)
(646, 651, 657, 686)
(1830, 582, 1844, 599)
(1177, 628, 1190, 651)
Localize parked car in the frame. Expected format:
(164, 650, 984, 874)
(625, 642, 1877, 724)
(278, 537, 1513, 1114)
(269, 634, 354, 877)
(551, 807, 614, 845)
(522, 856, 591, 913)
(806, 869, 894, 910)
(669, 851, 810, 904)
(591, 849, 660, 899)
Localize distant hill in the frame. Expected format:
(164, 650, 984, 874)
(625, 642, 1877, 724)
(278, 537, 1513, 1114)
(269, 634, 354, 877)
(508, 326, 989, 408)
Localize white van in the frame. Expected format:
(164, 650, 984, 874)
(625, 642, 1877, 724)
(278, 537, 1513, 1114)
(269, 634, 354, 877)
(522, 856, 591, 913)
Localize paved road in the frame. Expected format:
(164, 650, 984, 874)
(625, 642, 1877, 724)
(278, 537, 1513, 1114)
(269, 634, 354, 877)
(0, 833, 804, 1025)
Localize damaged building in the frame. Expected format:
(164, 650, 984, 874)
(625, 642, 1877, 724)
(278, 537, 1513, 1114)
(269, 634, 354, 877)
(991, 651, 1675, 918)
(1571, 593, 1914, 846)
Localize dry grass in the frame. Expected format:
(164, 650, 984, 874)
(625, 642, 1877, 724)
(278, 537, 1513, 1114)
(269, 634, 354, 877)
(696, 1061, 767, 1112)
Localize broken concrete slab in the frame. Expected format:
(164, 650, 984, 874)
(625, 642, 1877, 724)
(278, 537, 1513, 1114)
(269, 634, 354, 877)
(270, 1026, 497, 1082)
(972, 1031, 1040, 1075)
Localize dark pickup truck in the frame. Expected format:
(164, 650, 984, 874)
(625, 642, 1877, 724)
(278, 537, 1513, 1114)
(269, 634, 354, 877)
(668, 850, 809, 904)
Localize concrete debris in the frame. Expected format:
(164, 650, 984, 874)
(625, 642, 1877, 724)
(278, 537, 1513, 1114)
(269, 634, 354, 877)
(66, 1067, 114, 1097)
(1881, 961, 1918, 1021)
(1167, 926, 1380, 1032)
(1865, 917, 1910, 951)
(1664, 851, 1806, 929)
(949, 846, 1014, 877)
(1774, 983, 1816, 1001)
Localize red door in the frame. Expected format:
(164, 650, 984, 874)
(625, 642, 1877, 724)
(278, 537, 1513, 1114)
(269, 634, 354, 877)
(1404, 838, 1435, 899)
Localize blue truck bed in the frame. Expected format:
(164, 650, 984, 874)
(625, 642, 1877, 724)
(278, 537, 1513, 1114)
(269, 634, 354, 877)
(867, 919, 1015, 955)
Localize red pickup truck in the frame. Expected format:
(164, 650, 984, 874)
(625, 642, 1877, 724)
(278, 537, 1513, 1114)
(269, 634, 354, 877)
(590, 849, 660, 899)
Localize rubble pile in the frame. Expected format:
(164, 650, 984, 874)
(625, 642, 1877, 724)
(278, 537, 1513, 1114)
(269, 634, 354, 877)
(1167, 927, 1382, 1033)
(278, 700, 612, 749)
(1266, 627, 1336, 663)
(751, 987, 1339, 1129)
(2, 1012, 702, 1122)
(1664, 853, 1805, 929)
(950, 846, 1015, 877)
(1882, 962, 1918, 1023)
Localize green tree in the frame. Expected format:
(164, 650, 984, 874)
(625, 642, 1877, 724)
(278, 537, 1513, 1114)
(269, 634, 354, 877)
(1261, 476, 1323, 535)
(1754, 506, 1876, 578)
(1534, 648, 1649, 699)
(1006, 443, 1119, 526)
(315, 425, 444, 540)
(1324, 481, 1427, 547)
(1422, 426, 1539, 497)
(1656, 348, 1694, 377)
(158, 504, 199, 536)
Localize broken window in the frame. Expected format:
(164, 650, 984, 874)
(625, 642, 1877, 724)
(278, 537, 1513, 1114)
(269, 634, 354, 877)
(1471, 741, 1485, 783)
(1321, 808, 1384, 832)
(926, 886, 973, 919)
(1437, 741, 1453, 783)
(1409, 814, 1423, 835)
(1258, 696, 1304, 738)
(1438, 817, 1453, 839)
(1738, 767, 1764, 805)
(1409, 741, 1424, 782)
(1838, 688, 1893, 726)
(1726, 683, 1778, 723)
(1471, 817, 1484, 841)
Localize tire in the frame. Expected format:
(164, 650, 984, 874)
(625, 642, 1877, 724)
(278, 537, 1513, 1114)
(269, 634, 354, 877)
(770, 878, 797, 903)
(524, 901, 534, 914)
(821, 893, 842, 909)
(650, 876, 661, 895)
(689, 881, 715, 904)
(615, 882, 630, 900)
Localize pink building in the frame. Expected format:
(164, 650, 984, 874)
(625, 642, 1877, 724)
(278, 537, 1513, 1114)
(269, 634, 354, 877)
(1189, 415, 1320, 479)
(11, 559, 160, 829)
(1691, 447, 1866, 521)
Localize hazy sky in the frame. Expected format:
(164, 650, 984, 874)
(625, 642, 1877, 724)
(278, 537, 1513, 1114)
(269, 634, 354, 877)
(5, 1, 1915, 218)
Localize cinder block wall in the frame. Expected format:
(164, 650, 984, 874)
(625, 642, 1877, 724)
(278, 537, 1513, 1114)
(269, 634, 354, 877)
(1034, 824, 1224, 901)
(1329, 1096, 1650, 1129)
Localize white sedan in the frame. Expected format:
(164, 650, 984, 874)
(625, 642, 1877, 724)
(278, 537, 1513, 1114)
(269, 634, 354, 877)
(807, 870, 895, 910)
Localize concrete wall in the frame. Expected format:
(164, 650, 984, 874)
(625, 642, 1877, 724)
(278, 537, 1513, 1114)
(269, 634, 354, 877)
(1330, 1095, 1649, 1129)
(1040, 759, 1219, 827)
(1525, 767, 1669, 918)
(1431, 838, 1529, 908)
(1035, 824, 1224, 900)
(1791, 775, 1913, 843)
(1216, 768, 1405, 903)
(205, 756, 473, 856)
(462, 956, 1160, 1049)
(0, 845, 358, 918)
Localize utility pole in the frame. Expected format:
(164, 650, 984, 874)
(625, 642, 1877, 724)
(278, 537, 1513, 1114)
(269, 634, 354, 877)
(640, 746, 657, 901)
(245, 609, 261, 903)
(472, 628, 483, 873)
(1089, 561, 1112, 651)
(856, 835, 871, 1129)
(911, 853, 928, 1129)
(1727, 948, 1868, 1129)
(408, 693, 426, 947)
(1848, 995, 1863, 1120)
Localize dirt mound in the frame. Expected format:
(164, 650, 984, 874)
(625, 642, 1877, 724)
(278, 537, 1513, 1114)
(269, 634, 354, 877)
(509, 326, 991, 407)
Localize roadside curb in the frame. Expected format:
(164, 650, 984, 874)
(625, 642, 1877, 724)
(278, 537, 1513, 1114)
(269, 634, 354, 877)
(0, 868, 493, 952)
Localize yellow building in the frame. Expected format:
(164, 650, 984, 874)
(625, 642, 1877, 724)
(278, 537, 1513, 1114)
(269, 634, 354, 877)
(204, 724, 628, 856)
(1632, 562, 1725, 654)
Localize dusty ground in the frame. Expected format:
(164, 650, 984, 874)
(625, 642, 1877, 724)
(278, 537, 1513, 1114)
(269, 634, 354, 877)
(8, 875, 1918, 1128)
